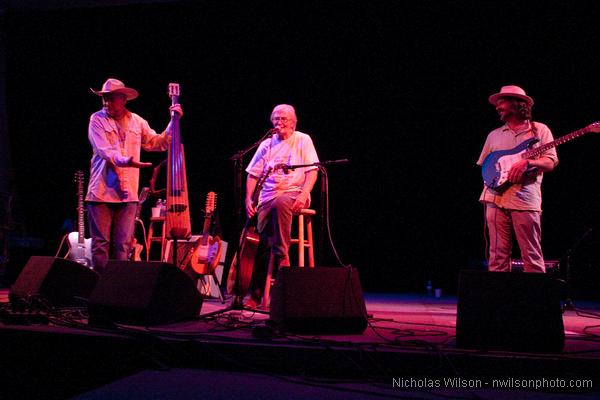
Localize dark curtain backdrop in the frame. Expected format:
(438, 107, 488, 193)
(4, 1, 600, 296)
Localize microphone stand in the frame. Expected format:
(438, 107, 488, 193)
(561, 227, 592, 312)
(282, 159, 350, 173)
(196, 129, 275, 319)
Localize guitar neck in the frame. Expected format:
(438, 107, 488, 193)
(252, 166, 274, 207)
(78, 203, 85, 244)
(524, 126, 589, 159)
(76, 172, 85, 244)
(200, 215, 211, 245)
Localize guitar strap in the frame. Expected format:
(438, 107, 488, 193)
(531, 120, 538, 139)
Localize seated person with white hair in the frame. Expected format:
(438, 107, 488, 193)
(244, 104, 320, 308)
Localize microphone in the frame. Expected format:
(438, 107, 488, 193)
(267, 128, 279, 137)
(318, 159, 349, 166)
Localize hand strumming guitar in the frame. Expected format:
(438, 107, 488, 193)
(507, 159, 529, 183)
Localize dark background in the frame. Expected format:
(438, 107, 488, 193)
(3, 1, 600, 298)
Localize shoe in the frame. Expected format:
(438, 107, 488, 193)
(244, 298, 260, 310)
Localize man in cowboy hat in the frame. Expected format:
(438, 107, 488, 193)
(85, 78, 183, 273)
(476, 85, 558, 273)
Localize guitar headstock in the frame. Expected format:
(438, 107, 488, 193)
(74, 170, 84, 192)
(585, 121, 600, 133)
(139, 187, 150, 204)
(74, 170, 84, 183)
(168, 83, 180, 100)
(205, 191, 217, 216)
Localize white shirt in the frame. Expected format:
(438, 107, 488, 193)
(246, 131, 319, 206)
(86, 109, 169, 202)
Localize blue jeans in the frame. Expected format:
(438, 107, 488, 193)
(87, 202, 137, 272)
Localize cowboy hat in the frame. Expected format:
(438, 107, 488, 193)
(488, 85, 534, 106)
(90, 78, 139, 100)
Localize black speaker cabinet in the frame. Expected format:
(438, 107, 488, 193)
(456, 270, 565, 353)
(9, 256, 99, 307)
(88, 261, 202, 326)
(270, 267, 368, 334)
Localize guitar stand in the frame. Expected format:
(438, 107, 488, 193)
(134, 217, 148, 261)
(195, 243, 270, 321)
(197, 274, 226, 304)
(169, 227, 189, 269)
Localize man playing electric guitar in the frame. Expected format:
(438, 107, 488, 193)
(476, 85, 558, 273)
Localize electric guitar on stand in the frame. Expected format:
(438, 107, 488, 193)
(67, 170, 92, 267)
(188, 191, 223, 274)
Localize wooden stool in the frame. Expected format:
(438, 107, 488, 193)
(290, 208, 316, 267)
(146, 216, 166, 261)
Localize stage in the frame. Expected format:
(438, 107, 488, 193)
(1, 288, 600, 399)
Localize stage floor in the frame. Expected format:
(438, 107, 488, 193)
(1, 290, 600, 399)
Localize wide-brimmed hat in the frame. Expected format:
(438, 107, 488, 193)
(90, 78, 139, 100)
(488, 85, 534, 106)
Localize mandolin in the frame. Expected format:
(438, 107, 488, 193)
(67, 170, 92, 267)
(165, 83, 192, 240)
(188, 192, 223, 275)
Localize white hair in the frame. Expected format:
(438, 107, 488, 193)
(271, 104, 297, 122)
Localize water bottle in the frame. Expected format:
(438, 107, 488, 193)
(150, 200, 159, 219)
(426, 280, 433, 296)
(159, 199, 166, 217)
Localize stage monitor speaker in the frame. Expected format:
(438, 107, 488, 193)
(88, 261, 202, 327)
(9, 256, 99, 307)
(456, 270, 565, 353)
(270, 267, 368, 334)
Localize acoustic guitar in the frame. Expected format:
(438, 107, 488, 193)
(482, 121, 600, 191)
(226, 164, 283, 296)
(188, 191, 223, 275)
(67, 170, 92, 267)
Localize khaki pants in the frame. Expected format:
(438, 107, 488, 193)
(485, 203, 545, 273)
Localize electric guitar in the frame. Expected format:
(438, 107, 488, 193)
(67, 170, 92, 267)
(188, 192, 223, 275)
(482, 121, 600, 190)
(130, 186, 150, 261)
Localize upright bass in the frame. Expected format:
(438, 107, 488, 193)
(165, 83, 192, 241)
